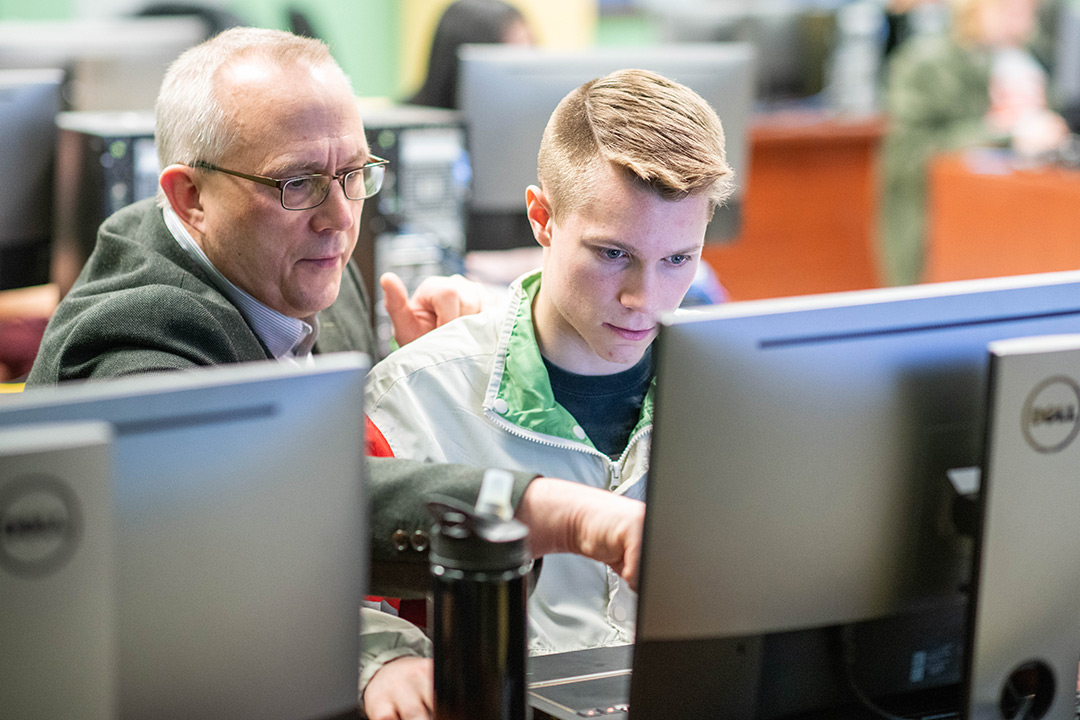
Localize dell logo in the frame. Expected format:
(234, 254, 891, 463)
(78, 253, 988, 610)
(1022, 377, 1080, 454)
(1030, 404, 1077, 425)
(0, 475, 81, 577)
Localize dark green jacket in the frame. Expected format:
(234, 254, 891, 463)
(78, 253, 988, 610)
(879, 34, 1001, 286)
(27, 198, 532, 596)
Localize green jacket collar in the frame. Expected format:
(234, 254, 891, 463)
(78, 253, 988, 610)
(488, 270, 655, 449)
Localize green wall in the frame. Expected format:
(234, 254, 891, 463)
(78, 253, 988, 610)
(595, 10, 657, 46)
(0, 0, 402, 99)
(0, 0, 69, 19)
(226, 0, 401, 99)
(0, 1, 655, 99)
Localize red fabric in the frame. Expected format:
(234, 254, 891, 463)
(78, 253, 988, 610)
(365, 415, 394, 457)
(397, 599, 428, 627)
(365, 596, 401, 611)
(0, 317, 48, 381)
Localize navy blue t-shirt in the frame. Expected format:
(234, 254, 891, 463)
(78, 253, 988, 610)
(542, 348, 653, 459)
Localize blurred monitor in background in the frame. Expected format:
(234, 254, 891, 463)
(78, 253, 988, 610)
(0, 69, 63, 291)
(1052, 0, 1080, 131)
(643, 1, 840, 105)
(0, 16, 207, 111)
(0, 15, 216, 292)
(457, 43, 755, 252)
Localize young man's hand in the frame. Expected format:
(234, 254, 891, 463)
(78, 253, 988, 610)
(381, 272, 487, 347)
(517, 477, 645, 590)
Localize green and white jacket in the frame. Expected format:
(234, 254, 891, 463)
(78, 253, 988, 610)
(365, 270, 651, 654)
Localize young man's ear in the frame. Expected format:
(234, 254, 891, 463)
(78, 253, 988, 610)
(159, 164, 206, 234)
(526, 185, 553, 248)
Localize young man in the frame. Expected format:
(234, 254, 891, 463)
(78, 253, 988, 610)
(365, 68, 735, 655)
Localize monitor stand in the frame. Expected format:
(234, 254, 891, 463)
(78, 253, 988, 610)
(963, 334, 1080, 720)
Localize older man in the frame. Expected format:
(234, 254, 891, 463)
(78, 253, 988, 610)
(27, 27, 644, 720)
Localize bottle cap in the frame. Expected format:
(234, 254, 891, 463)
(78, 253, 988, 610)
(428, 495, 531, 572)
(474, 469, 515, 521)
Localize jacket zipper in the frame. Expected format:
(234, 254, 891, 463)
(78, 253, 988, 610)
(485, 409, 652, 495)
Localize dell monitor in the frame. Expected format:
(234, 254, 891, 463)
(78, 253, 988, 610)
(964, 334, 1080, 720)
(456, 43, 755, 251)
(1, 420, 116, 720)
(0, 354, 369, 720)
(637, 269, 1080, 718)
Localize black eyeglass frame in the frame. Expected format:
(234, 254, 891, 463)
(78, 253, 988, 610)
(192, 155, 389, 210)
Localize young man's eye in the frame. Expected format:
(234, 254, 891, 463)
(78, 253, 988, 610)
(668, 254, 691, 266)
(602, 248, 626, 260)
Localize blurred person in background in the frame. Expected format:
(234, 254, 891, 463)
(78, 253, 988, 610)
(883, 0, 947, 57)
(407, 0, 534, 109)
(879, 0, 1069, 286)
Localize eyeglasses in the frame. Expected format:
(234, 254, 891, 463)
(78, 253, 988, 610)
(192, 156, 389, 211)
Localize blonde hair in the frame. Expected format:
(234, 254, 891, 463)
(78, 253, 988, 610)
(950, 0, 989, 45)
(537, 68, 734, 223)
(948, 0, 1035, 46)
(154, 26, 349, 204)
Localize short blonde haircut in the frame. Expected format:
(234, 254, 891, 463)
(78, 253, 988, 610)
(154, 27, 350, 204)
(537, 68, 734, 223)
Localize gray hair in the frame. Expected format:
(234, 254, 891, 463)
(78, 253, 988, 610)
(154, 27, 350, 205)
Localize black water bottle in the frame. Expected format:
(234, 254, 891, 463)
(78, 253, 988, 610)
(428, 471, 531, 720)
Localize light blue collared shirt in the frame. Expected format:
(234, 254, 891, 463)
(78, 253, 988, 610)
(162, 204, 317, 363)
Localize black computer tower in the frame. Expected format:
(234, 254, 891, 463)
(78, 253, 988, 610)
(51, 111, 159, 296)
(358, 104, 468, 356)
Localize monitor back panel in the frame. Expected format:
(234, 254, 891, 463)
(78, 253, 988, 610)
(0, 355, 369, 720)
(638, 271, 1080, 718)
(0, 422, 115, 720)
(965, 335, 1080, 720)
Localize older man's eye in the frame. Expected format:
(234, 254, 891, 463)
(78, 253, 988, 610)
(287, 176, 317, 191)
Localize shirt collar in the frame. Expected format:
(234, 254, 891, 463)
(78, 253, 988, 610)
(162, 204, 317, 359)
(488, 270, 656, 444)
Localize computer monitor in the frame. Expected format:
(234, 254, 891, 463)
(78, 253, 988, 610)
(964, 334, 1080, 720)
(636, 270, 1080, 718)
(646, 4, 838, 104)
(1053, 2, 1080, 132)
(0, 17, 206, 112)
(456, 43, 755, 251)
(0, 68, 63, 290)
(0, 353, 369, 720)
(1, 420, 116, 720)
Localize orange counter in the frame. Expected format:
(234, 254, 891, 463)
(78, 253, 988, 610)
(924, 151, 1080, 283)
(703, 111, 886, 301)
